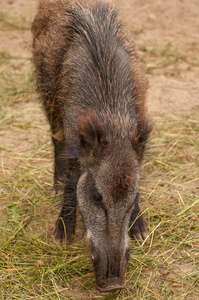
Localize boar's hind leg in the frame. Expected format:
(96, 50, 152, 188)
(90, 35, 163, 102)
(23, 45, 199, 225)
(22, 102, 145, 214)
(129, 194, 149, 242)
(55, 159, 81, 243)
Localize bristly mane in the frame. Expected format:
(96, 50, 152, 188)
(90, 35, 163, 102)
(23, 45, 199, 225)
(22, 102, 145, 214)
(63, 1, 151, 159)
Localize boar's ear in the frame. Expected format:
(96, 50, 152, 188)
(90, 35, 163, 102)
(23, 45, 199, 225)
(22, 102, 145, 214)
(78, 111, 107, 159)
(132, 118, 152, 161)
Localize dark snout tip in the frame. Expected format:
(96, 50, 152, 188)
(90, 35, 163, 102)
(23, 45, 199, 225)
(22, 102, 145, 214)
(96, 283, 125, 293)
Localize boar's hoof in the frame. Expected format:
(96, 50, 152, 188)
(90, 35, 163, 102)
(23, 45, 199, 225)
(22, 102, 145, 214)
(54, 225, 67, 244)
(51, 184, 65, 198)
(130, 215, 149, 243)
(51, 189, 58, 198)
(96, 283, 125, 293)
(54, 219, 74, 244)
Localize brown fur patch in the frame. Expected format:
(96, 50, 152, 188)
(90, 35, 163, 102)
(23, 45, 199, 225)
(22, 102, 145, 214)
(79, 111, 103, 138)
(52, 129, 64, 141)
(131, 116, 152, 161)
(109, 174, 131, 202)
(78, 111, 106, 157)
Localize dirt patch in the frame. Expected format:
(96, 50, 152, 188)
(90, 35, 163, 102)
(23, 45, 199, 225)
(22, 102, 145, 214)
(114, 0, 199, 114)
(148, 74, 199, 114)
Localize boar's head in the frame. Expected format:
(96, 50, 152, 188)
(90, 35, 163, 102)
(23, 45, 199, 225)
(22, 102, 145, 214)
(76, 111, 148, 292)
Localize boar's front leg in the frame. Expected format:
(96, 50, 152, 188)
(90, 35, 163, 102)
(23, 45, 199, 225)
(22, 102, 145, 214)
(54, 158, 81, 243)
(129, 193, 149, 242)
(46, 107, 67, 196)
(51, 133, 67, 196)
(49, 112, 81, 242)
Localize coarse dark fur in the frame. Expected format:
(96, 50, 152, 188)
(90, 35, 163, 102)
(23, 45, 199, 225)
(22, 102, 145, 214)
(32, 0, 152, 292)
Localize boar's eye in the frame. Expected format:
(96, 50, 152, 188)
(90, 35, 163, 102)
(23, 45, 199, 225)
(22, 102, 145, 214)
(93, 190, 102, 203)
(91, 188, 107, 213)
(88, 177, 103, 207)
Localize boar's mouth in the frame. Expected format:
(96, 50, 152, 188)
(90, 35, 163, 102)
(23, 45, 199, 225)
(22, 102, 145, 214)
(96, 281, 125, 292)
(92, 244, 130, 292)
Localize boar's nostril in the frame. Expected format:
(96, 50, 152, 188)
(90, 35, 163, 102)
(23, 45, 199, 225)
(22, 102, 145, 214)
(96, 283, 125, 292)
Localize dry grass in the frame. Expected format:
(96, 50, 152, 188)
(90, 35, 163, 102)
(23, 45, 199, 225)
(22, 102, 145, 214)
(0, 6, 199, 300)
(0, 11, 30, 31)
(144, 43, 186, 76)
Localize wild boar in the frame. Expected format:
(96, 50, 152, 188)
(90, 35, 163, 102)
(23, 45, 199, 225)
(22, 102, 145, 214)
(32, 0, 151, 292)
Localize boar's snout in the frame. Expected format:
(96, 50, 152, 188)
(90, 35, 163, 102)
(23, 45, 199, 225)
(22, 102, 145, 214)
(92, 244, 130, 292)
(97, 282, 125, 293)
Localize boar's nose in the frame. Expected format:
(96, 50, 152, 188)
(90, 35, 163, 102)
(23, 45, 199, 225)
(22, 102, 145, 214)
(92, 245, 129, 292)
(96, 281, 125, 292)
